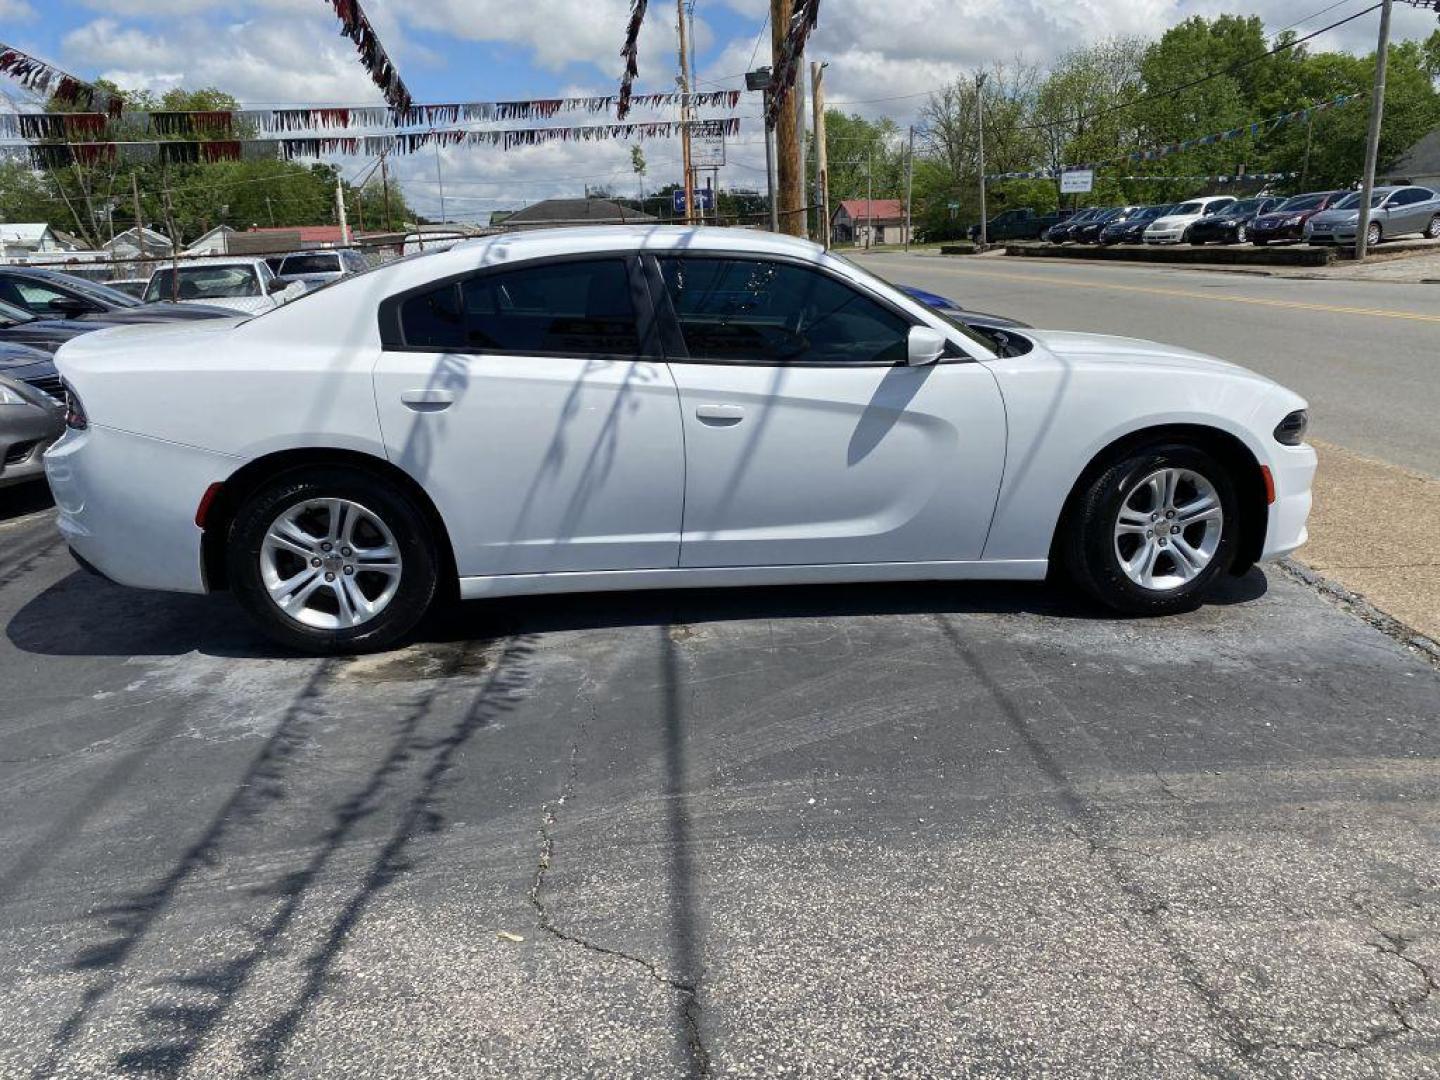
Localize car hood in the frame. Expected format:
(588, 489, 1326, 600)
(75, 302, 238, 323)
(0, 341, 58, 383)
(1023, 330, 1258, 377)
(0, 317, 114, 352)
(1148, 213, 1201, 229)
(1308, 208, 1360, 224)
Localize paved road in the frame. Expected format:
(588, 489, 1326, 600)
(855, 253, 1440, 476)
(2, 508, 1437, 1078)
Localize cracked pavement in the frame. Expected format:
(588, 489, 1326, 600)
(1, 504, 1438, 1078)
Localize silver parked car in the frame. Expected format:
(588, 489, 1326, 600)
(1305, 185, 1440, 246)
(0, 373, 64, 488)
(274, 249, 370, 290)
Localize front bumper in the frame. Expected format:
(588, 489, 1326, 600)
(44, 424, 237, 594)
(0, 407, 61, 489)
(1306, 224, 1358, 245)
(1251, 223, 1304, 242)
(1143, 228, 1188, 244)
(1260, 442, 1318, 562)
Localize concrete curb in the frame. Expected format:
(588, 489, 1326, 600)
(1279, 558, 1440, 667)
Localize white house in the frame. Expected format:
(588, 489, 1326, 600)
(0, 223, 80, 258)
(830, 199, 910, 248)
(104, 226, 174, 261)
(183, 225, 239, 256)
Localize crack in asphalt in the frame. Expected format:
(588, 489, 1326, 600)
(527, 690, 711, 1079)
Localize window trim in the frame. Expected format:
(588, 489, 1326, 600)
(644, 251, 968, 368)
(378, 252, 664, 360)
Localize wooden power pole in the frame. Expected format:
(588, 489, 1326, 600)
(677, 0, 695, 225)
(771, 0, 804, 237)
(811, 61, 829, 249)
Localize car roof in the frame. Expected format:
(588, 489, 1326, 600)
(156, 258, 269, 269)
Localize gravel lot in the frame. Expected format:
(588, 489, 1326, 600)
(2, 498, 1437, 1079)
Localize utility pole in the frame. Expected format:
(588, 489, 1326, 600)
(380, 150, 394, 232)
(976, 72, 989, 250)
(866, 146, 874, 249)
(811, 61, 830, 249)
(793, 44, 807, 238)
(1355, 0, 1392, 261)
(336, 176, 351, 245)
(434, 143, 448, 224)
(771, 0, 804, 237)
(676, 0, 695, 225)
(130, 173, 144, 274)
(765, 99, 779, 231)
(904, 125, 915, 252)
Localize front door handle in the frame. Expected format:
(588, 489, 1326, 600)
(402, 389, 455, 412)
(695, 404, 744, 425)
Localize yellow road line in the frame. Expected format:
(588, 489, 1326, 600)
(901, 262, 1440, 324)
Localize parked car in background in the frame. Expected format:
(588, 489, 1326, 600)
(1072, 207, 1133, 244)
(1143, 196, 1237, 244)
(0, 296, 114, 355)
(50, 225, 1314, 654)
(105, 277, 151, 299)
(1248, 191, 1347, 245)
(274, 249, 371, 290)
(0, 372, 64, 488)
(1045, 207, 1107, 243)
(0, 266, 236, 323)
(0, 340, 63, 401)
(966, 208, 1070, 243)
(1305, 185, 1440, 247)
(141, 258, 301, 314)
(1098, 204, 1175, 245)
(1186, 196, 1285, 245)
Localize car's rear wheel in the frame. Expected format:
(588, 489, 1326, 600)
(1235, 224, 1248, 244)
(1062, 443, 1239, 615)
(1426, 214, 1440, 239)
(227, 467, 439, 654)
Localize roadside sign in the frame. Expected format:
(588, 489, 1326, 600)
(1060, 169, 1094, 194)
(691, 124, 726, 167)
(672, 188, 716, 213)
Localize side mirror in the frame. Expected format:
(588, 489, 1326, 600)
(267, 278, 289, 294)
(906, 325, 947, 367)
(49, 296, 98, 317)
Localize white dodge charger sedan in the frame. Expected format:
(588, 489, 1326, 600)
(45, 227, 1315, 654)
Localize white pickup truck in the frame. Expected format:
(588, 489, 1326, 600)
(141, 257, 305, 315)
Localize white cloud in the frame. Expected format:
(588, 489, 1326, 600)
(0, 0, 36, 21)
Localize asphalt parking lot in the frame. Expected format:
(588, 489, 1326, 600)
(2, 493, 1438, 1078)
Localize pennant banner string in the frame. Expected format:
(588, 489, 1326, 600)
(0, 118, 742, 168)
(325, 0, 411, 112)
(616, 0, 650, 120)
(0, 91, 742, 139)
(0, 41, 121, 117)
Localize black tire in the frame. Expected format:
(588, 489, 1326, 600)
(1366, 222, 1381, 247)
(1061, 443, 1240, 616)
(226, 466, 440, 654)
(1426, 214, 1440, 240)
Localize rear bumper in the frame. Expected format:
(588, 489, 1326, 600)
(44, 424, 238, 594)
(1259, 443, 1318, 562)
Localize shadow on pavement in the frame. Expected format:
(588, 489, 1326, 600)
(0, 481, 53, 524)
(7, 566, 1272, 660)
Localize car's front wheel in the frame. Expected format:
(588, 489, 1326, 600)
(226, 467, 440, 653)
(1063, 443, 1239, 615)
(1366, 222, 1382, 247)
(1426, 214, 1440, 240)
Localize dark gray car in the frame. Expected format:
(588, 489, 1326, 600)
(1306, 185, 1440, 246)
(0, 266, 236, 324)
(0, 372, 64, 488)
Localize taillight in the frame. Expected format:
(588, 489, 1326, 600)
(63, 382, 87, 430)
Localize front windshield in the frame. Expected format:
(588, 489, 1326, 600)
(0, 297, 36, 325)
(1225, 199, 1267, 215)
(1333, 191, 1382, 210)
(279, 254, 342, 275)
(1170, 201, 1204, 215)
(829, 253, 995, 355)
(1094, 208, 1123, 221)
(145, 265, 261, 301)
(1136, 205, 1170, 220)
(1276, 193, 1329, 211)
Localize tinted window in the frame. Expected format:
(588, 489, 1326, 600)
(279, 254, 342, 275)
(399, 258, 641, 355)
(660, 257, 911, 365)
(31, 272, 139, 308)
(1226, 199, 1267, 215)
(1389, 188, 1431, 206)
(0, 277, 81, 316)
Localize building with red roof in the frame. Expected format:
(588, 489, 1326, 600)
(831, 199, 909, 247)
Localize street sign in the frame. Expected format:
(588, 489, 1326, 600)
(672, 188, 716, 213)
(1060, 169, 1094, 194)
(691, 125, 726, 167)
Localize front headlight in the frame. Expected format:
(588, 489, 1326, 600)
(0, 382, 25, 405)
(1284, 215, 1304, 225)
(1274, 409, 1309, 446)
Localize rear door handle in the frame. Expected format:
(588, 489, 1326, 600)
(695, 404, 744, 425)
(401, 389, 455, 412)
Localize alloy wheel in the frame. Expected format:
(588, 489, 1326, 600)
(1427, 214, 1440, 239)
(260, 497, 403, 629)
(1236, 224, 1247, 244)
(1112, 467, 1224, 591)
(1367, 222, 1381, 247)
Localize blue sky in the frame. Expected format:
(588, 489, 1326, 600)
(2, 0, 1436, 220)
